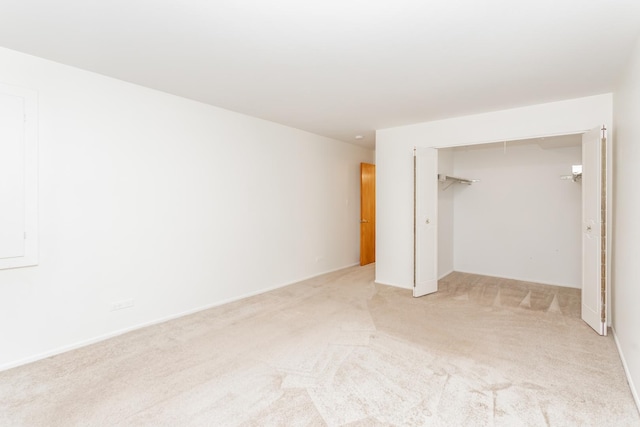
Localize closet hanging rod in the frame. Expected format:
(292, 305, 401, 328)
(437, 174, 479, 185)
(560, 173, 582, 182)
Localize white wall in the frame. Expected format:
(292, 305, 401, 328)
(448, 139, 582, 287)
(612, 35, 640, 409)
(0, 47, 373, 370)
(437, 149, 454, 277)
(376, 94, 612, 289)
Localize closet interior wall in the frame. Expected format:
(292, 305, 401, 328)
(438, 135, 582, 288)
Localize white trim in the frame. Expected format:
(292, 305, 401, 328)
(0, 82, 38, 270)
(438, 269, 454, 280)
(0, 263, 359, 372)
(374, 279, 412, 290)
(375, 271, 454, 289)
(452, 269, 581, 289)
(433, 130, 591, 151)
(612, 327, 640, 415)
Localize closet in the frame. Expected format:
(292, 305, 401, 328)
(437, 135, 583, 288)
(414, 128, 608, 335)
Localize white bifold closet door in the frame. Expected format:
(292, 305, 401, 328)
(581, 126, 607, 335)
(414, 147, 438, 297)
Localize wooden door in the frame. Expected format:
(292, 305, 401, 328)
(414, 148, 438, 297)
(360, 163, 376, 265)
(582, 126, 607, 335)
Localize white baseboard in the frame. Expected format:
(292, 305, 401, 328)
(438, 269, 454, 280)
(374, 279, 412, 290)
(452, 269, 580, 289)
(612, 327, 640, 415)
(0, 263, 361, 373)
(374, 270, 453, 290)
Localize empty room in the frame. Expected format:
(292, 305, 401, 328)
(1, 1, 640, 425)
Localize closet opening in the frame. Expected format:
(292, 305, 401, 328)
(414, 128, 608, 335)
(437, 134, 583, 290)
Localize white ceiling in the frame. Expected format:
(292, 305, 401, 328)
(1, 1, 639, 149)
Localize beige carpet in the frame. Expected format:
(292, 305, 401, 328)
(0, 265, 638, 426)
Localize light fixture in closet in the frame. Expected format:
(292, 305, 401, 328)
(560, 165, 582, 182)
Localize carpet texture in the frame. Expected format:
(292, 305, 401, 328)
(0, 265, 638, 426)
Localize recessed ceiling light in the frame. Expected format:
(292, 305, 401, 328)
(355, 135, 364, 140)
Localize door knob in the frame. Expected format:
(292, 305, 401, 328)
(360, 219, 368, 223)
(426, 219, 430, 224)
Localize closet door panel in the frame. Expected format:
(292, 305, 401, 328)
(581, 126, 606, 335)
(414, 147, 438, 297)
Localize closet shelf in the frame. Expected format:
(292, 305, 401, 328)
(438, 174, 479, 186)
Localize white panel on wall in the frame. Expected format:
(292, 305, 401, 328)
(0, 93, 25, 258)
(0, 83, 37, 269)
